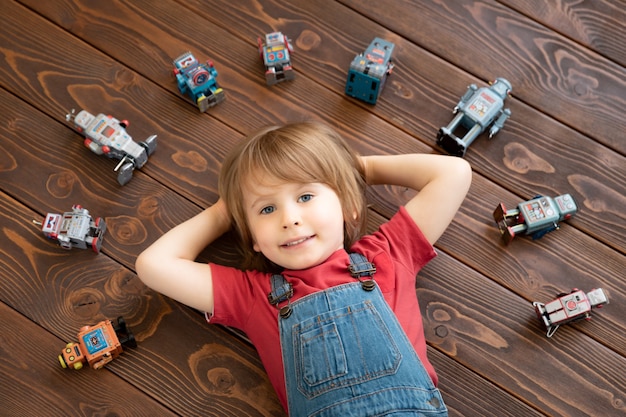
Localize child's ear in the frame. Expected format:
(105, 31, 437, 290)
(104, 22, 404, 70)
(253, 242, 261, 252)
(352, 210, 358, 220)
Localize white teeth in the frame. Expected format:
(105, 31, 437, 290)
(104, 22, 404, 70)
(285, 237, 307, 246)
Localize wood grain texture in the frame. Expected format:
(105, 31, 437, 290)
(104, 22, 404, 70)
(1, 0, 624, 416)
(501, 0, 626, 66)
(0, 303, 181, 417)
(340, 0, 626, 153)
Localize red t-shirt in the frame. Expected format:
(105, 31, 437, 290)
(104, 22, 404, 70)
(208, 206, 437, 410)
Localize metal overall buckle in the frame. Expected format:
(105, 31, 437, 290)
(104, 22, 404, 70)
(348, 254, 377, 291)
(268, 274, 293, 318)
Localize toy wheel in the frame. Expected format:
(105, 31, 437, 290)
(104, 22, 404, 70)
(73, 362, 83, 370)
(58, 354, 67, 368)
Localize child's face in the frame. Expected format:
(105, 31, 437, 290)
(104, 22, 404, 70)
(243, 177, 345, 270)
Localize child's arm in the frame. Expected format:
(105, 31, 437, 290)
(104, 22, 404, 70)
(135, 199, 230, 313)
(362, 154, 471, 244)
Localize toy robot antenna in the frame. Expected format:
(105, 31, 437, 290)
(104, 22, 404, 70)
(66, 109, 76, 122)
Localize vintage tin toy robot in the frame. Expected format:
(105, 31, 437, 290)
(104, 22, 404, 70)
(345, 37, 395, 104)
(493, 194, 577, 245)
(66, 109, 157, 186)
(533, 288, 609, 337)
(437, 78, 512, 157)
(59, 316, 136, 370)
(258, 32, 295, 85)
(173, 51, 225, 112)
(35, 204, 106, 253)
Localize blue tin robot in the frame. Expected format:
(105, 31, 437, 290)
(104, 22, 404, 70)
(437, 78, 512, 157)
(173, 51, 225, 112)
(345, 37, 395, 104)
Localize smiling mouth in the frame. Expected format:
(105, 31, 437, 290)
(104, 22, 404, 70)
(282, 236, 313, 247)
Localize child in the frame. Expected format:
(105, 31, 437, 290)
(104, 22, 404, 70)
(136, 122, 472, 416)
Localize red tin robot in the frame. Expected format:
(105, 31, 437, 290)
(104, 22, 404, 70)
(533, 288, 609, 337)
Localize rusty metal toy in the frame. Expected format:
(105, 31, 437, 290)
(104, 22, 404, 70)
(345, 37, 395, 104)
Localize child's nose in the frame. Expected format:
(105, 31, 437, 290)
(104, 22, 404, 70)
(282, 207, 301, 228)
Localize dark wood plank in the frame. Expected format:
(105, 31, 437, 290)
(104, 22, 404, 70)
(16, 0, 626, 254)
(438, 174, 626, 356)
(501, 0, 626, 66)
(339, 0, 626, 154)
(0, 89, 284, 416)
(1, 0, 624, 416)
(0, 302, 180, 417)
(419, 253, 626, 417)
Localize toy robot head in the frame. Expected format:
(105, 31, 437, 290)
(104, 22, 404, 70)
(59, 342, 86, 370)
(491, 78, 512, 98)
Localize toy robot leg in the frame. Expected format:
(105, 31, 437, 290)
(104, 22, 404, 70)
(459, 124, 483, 150)
(117, 162, 135, 186)
(437, 129, 467, 157)
(142, 135, 157, 157)
(492, 203, 508, 223)
(96, 217, 107, 236)
(197, 94, 209, 112)
(265, 67, 278, 86)
(213, 87, 226, 104)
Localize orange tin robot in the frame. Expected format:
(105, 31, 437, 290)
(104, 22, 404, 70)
(59, 316, 136, 370)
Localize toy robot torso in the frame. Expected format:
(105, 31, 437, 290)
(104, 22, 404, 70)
(75, 111, 145, 160)
(462, 88, 505, 127)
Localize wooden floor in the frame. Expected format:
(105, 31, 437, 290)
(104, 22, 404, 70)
(1, 1, 624, 416)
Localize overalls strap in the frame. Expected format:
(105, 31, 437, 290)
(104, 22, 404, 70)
(347, 252, 377, 291)
(268, 252, 448, 416)
(267, 253, 376, 310)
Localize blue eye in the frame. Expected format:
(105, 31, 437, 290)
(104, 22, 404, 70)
(260, 206, 275, 214)
(299, 194, 313, 203)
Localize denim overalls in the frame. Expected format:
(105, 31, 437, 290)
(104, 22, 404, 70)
(268, 253, 448, 417)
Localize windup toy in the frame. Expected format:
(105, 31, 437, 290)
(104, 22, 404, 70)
(173, 51, 225, 112)
(34, 204, 106, 253)
(493, 194, 577, 245)
(258, 32, 294, 85)
(437, 78, 512, 157)
(66, 109, 157, 185)
(533, 288, 609, 337)
(345, 37, 395, 104)
(59, 316, 136, 370)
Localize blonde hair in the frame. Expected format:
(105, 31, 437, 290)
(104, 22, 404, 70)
(219, 122, 367, 272)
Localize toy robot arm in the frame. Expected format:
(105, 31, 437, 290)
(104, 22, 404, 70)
(454, 84, 477, 113)
(57, 234, 72, 249)
(92, 352, 114, 370)
(488, 108, 512, 138)
(84, 138, 104, 155)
